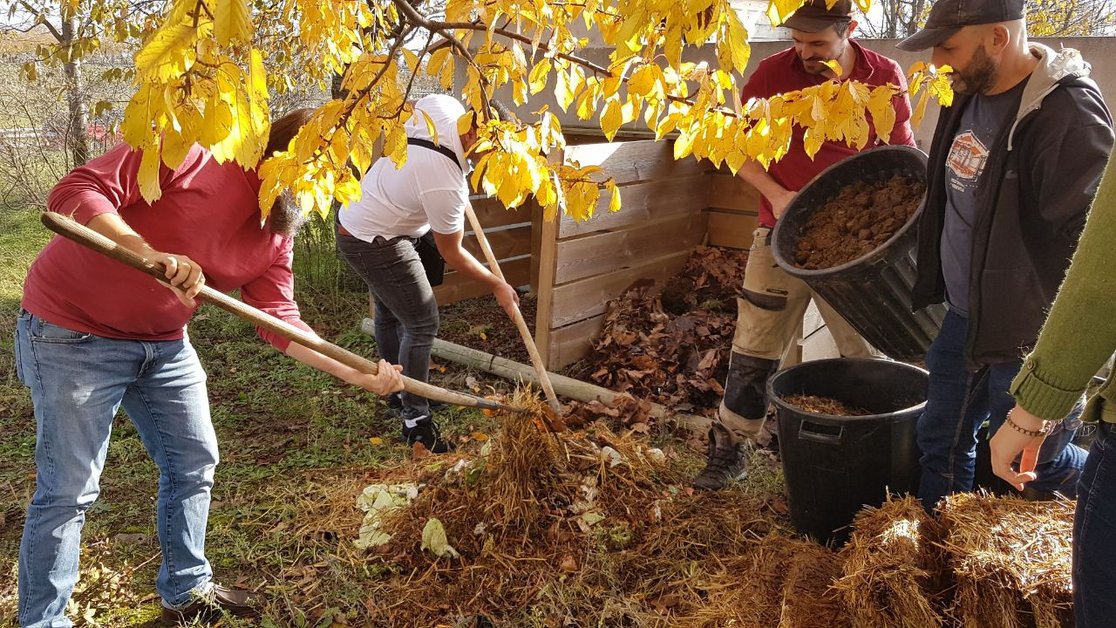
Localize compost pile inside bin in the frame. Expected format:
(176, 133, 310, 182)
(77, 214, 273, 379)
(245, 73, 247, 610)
(567, 246, 749, 422)
(783, 393, 873, 416)
(793, 175, 925, 269)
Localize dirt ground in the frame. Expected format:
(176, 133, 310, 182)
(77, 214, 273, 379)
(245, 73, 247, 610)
(793, 175, 925, 269)
(437, 292, 537, 366)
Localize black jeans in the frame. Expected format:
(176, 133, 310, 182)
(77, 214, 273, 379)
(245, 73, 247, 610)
(337, 232, 438, 417)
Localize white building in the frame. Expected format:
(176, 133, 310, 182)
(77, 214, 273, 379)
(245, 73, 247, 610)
(731, 0, 791, 41)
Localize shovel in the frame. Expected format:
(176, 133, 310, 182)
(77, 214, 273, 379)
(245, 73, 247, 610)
(41, 211, 523, 415)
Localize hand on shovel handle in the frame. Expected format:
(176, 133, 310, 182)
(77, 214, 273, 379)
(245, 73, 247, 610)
(40, 211, 522, 414)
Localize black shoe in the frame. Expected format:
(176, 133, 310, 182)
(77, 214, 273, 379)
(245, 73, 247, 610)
(692, 422, 748, 491)
(386, 392, 404, 417)
(161, 584, 261, 623)
(402, 415, 455, 453)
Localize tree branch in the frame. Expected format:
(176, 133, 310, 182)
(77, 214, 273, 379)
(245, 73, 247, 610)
(18, 1, 62, 41)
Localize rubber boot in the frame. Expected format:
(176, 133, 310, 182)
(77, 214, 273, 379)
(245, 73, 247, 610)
(692, 353, 780, 490)
(692, 422, 749, 491)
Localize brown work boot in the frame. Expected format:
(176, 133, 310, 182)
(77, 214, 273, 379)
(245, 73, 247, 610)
(161, 583, 261, 623)
(692, 422, 748, 491)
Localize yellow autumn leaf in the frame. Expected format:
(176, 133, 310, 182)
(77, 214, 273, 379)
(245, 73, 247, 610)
(607, 181, 621, 213)
(402, 47, 420, 72)
(134, 21, 196, 81)
(528, 59, 551, 95)
(600, 98, 623, 140)
(822, 59, 843, 77)
(162, 128, 192, 169)
(385, 124, 408, 167)
(213, 0, 253, 46)
(555, 64, 575, 112)
(867, 85, 897, 143)
(457, 111, 474, 136)
(766, 0, 808, 27)
(137, 139, 163, 202)
(439, 54, 455, 89)
(627, 64, 655, 98)
(200, 97, 234, 146)
(247, 48, 270, 151)
(426, 47, 449, 77)
(422, 110, 438, 145)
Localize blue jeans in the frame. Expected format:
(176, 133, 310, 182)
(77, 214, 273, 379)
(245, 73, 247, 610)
(1075, 421, 1116, 626)
(14, 311, 218, 627)
(337, 233, 439, 417)
(917, 309, 1087, 510)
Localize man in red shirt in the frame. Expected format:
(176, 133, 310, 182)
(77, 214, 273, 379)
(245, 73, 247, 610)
(15, 110, 404, 626)
(694, 0, 916, 490)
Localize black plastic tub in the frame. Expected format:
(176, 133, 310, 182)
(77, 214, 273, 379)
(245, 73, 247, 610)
(769, 358, 928, 544)
(771, 146, 946, 360)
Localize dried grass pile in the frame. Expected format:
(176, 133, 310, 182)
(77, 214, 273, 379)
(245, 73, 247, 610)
(349, 391, 825, 626)
(938, 492, 1075, 628)
(675, 534, 847, 627)
(834, 495, 945, 627)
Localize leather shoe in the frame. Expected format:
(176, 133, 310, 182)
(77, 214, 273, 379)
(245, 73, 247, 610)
(161, 584, 261, 623)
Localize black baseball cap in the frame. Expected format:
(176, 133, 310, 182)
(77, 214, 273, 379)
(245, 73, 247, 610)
(784, 0, 854, 32)
(897, 0, 1025, 51)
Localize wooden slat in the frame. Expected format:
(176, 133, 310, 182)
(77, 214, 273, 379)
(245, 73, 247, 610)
(434, 255, 532, 304)
(555, 212, 707, 284)
(558, 174, 709, 238)
(534, 197, 561, 367)
(708, 172, 762, 212)
(546, 315, 605, 369)
(563, 140, 705, 186)
(706, 210, 759, 250)
(461, 224, 532, 260)
(469, 195, 531, 229)
(549, 250, 692, 328)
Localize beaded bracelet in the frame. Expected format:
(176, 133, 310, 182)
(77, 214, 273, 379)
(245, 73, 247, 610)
(1005, 414, 1052, 438)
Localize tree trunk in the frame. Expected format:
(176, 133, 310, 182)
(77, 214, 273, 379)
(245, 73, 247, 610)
(61, 15, 89, 167)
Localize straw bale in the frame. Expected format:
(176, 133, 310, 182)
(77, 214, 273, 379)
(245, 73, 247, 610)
(673, 535, 849, 627)
(938, 492, 1074, 628)
(835, 495, 945, 627)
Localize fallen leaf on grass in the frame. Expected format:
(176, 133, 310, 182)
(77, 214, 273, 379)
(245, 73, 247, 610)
(421, 518, 460, 558)
(558, 554, 578, 572)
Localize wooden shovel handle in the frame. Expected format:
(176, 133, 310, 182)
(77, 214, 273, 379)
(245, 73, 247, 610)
(40, 211, 518, 413)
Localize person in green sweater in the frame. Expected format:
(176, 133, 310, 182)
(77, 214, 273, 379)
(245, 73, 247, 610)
(991, 153, 1116, 626)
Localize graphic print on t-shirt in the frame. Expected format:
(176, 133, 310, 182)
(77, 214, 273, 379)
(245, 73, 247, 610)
(946, 130, 989, 194)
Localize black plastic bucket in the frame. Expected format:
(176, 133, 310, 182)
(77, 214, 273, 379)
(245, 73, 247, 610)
(769, 358, 928, 544)
(771, 146, 946, 360)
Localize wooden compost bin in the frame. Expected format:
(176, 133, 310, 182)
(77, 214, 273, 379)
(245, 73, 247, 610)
(531, 138, 760, 370)
(383, 136, 762, 372)
(430, 193, 534, 304)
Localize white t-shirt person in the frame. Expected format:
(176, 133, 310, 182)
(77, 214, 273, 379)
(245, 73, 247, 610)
(339, 94, 471, 240)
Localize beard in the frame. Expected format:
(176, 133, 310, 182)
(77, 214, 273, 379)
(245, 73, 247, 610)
(951, 44, 998, 95)
(267, 193, 307, 237)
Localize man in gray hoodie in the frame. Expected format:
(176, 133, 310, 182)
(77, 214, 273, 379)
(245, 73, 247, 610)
(899, 0, 1113, 510)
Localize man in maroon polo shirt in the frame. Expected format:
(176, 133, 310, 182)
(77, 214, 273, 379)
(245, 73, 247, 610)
(694, 0, 917, 490)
